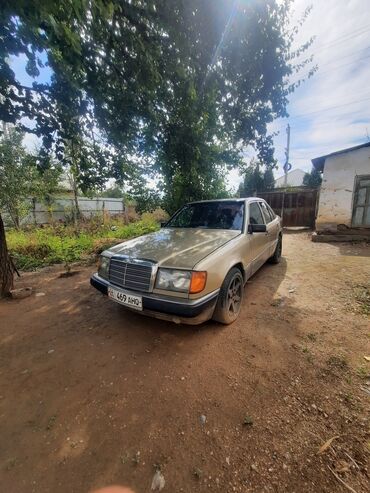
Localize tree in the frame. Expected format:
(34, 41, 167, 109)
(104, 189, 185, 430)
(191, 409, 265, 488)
(303, 167, 322, 188)
(0, 128, 31, 296)
(263, 166, 275, 191)
(145, 1, 313, 210)
(1, 1, 314, 211)
(239, 159, 275, 197)
(0, 213, 14, 297)
(31, 157, 63, 223)
(0, 128, 37, 229)
(99, 185, 124, 199)
(0, 128, 62, 228)
(0, 129, 62, 296)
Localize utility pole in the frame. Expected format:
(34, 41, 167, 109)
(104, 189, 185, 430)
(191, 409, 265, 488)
(283, 123, 291, 187)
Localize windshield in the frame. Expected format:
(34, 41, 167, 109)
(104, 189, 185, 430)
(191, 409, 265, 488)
(166, 201, 244, 230)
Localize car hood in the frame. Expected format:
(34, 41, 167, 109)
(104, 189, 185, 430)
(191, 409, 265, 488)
(106, 228, 240, 269)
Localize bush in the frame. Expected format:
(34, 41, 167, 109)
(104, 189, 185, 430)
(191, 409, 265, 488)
(7, 218, 159, 271)
(141, 208, 169, 223)
(125, 204, 140, 223)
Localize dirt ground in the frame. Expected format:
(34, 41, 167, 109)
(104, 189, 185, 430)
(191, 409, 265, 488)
(0, 231, 369, 493)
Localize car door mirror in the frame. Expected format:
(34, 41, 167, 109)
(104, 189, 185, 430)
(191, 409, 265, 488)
(248, 223, 266, 233)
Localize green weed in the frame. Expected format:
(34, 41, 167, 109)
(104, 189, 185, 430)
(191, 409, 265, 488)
(327, 355, 349, 371)
(7, 219, 159, 271)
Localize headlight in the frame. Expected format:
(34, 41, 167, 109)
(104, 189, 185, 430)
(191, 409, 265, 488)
(155, 269, 191, 293)
(98, 255, 110, 279)
(155, 269, 207, 294)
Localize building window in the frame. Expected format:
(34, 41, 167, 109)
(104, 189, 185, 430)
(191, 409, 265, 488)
(352, 175, 370, 227)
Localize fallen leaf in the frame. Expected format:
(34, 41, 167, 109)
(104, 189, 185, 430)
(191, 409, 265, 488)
(364, 356, 370, 362)
(317, 435, 340, 454)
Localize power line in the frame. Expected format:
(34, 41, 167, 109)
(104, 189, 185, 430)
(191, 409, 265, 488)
(290, 95, 370, 119)
(305, 24, 370, 53)
(272, 104, 370, 130)
(289, 53, 370, 85)
(314, 45, 370, 65)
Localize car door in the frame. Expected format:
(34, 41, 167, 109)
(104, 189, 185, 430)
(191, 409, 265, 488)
(246, 201, 268, 274)
(259, 201, 279, 257)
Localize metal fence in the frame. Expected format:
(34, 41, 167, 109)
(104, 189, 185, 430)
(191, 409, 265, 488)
(3, 196, 124, 226)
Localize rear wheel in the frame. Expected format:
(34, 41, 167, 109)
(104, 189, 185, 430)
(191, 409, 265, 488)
(269, 235, 282, 264)
(212, 267, 244, 325)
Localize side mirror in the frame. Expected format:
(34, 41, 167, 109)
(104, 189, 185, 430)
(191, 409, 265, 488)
(248, 223, 266, 234)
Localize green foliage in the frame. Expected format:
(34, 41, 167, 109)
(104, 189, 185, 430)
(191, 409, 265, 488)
(7, 218, 159, 270)
(126, 180, 163, 213)
(0, 128, 35, 228)
(141, 208, 169, 223)
(263, 166, 275, 191)
(0, 0, 314, 212)
(303, 167, 322, 188)
(99, 185, 124, 199)
(0, 128, 62, 228)
(239, 159, 275, 197)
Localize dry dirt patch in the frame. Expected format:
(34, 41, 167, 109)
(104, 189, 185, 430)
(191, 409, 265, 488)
(0, 232, 369, 493)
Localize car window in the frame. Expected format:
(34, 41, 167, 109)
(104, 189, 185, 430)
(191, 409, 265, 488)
(249, 202, 265, 225)
(259, 201, 273, 223)
(266, 204, 276, 220)
(166, 201, 245, 230)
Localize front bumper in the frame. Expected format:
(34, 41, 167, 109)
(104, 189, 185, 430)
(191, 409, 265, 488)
(90, 273, 219, 325)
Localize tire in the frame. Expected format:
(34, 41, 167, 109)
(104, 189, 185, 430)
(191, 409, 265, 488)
(268, 235, 282, 264)
(212, 267, 244, 325)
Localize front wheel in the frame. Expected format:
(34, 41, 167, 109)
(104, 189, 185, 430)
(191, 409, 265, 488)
(268, 235, 282, 264)
(212, 267, 244, 325)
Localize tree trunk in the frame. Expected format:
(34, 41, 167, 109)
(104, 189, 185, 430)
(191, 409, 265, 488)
(72, 174, 80, 227)
(32, 197, 37, 225)
(0, 213, 14, 297)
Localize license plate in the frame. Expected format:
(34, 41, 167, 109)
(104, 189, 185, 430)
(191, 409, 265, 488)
(108, 287, 143, 311)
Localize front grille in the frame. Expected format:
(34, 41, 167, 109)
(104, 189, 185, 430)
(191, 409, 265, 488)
(109, 257, 153, 292)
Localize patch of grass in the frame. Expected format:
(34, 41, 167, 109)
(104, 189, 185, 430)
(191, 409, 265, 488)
(7, 219, 159, 271)
(327, 355, 349, 371)
(132, 451, 140, 466)
(306, 332, 317, 342)
(351, 284, 370, 315)
(342, 393, 353, 404)
(46, 415, 57, 431)
(4, 457, 18, 471)
(193, 467, 202, 479)
(243, 415, 253, 426)
(356, 365, 369, 379)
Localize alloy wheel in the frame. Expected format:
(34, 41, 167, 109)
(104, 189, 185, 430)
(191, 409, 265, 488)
(227, 275, 242, 315)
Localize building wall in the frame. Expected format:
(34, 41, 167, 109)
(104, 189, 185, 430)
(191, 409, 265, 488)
(274, 169, 306, 188)
(316, 147, 370, 232)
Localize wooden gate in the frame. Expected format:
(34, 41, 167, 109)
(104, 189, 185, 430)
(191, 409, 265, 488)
(259, 189, 318, 227)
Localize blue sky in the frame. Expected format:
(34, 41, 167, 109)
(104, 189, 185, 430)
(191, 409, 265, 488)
(271, 0, 370, 177)
(228, 0, 370, 185)
(11, 0, 370, 188)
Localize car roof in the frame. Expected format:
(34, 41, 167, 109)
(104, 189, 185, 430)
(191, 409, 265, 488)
(188, 197, 266, 205)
